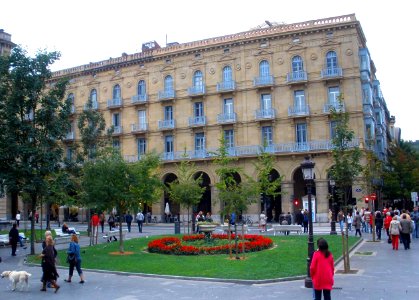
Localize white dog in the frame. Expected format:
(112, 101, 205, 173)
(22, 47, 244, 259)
(1, 270, 32, 291)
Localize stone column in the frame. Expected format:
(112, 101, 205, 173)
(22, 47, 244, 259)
(315, 179, 329, 223)
(281, 181, 294, 215)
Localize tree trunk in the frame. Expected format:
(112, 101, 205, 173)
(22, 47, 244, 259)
(241, 223, 245, 259)
(234, 222, 239, 259)
(228, 222, 232, 259)
(119, 218, 124, 253)
(30, 194, 37, 255)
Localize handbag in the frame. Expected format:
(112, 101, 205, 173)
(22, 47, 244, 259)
(66, 253, 76, 264)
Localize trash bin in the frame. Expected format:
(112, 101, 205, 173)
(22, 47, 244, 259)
(174, 221, 180, 234)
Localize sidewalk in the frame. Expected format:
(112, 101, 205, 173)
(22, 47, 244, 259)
(1, 226, 418, 299)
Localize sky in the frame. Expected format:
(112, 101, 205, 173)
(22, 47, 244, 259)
(2, 0, 417, 141)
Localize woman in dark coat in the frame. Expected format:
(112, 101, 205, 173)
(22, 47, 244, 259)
(375, 211, 384, 240)
(40, 235, 60, 292)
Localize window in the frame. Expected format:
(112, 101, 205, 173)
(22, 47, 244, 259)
(193, 70, 203, 88)
(137, 80, 146, 96)
(113, 84, 121, 100)
(137, 138, 146, 158)
(164, 106, 173, 121)
(112, 139, 120, 149)
(259, 60, 270, 77)
(224, 130, 234, 148)
(328, 86, 340, 104)
(296, 123, 307, 144)
(165, 135, 174, 153)
(362, 84, 372, 104)
(262, 126, 273, 146)
(365, 121, 375, 139)
(67, 93, 75, 104)
(222, 66, 233, 82)
(261, 94, 272, 110)
(195, 132, 205, 151)
(194, 102, 204, 117)
(294, 90, 305, 109)
(330, 121, 338, 139)
(90, 89, 97, 103)
(292, 56, 304, 73)
(66, 148, 73, 161)
(112, 113, 120, 127)
(326, 51, 338, 70)
(195, 53, 201, 58)
(164, 75, 173, 92)
(223, 48, 230, 53)
(224, 98, 234, 115)
(138, 110, 147, 127)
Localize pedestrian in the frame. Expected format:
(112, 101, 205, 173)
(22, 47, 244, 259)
(347, 212, 353, 231)
(8, 223, 19, 256)
(303, 211, 309, 233)
(384, 212, 392, 243)
(64, 234, 85, 284)
(99, 212, 105, 233)
(35, 210, 39, 223)
(91, 213, 100, 244)
(400, 213, 413, 250)
(108, 214, 115, 231)
(125, 212, 133, 232)
(15, 210, 21, 227)
(259, 211, 267, 232)
(375, 211, 383, 240)
(412, 207, 419, 238)
(136, 211, 144, 233)
(353, 211, 362, 237)
(389, 215, 402, 250)
(42, 230, 57, 289)
(337, 210, 344, 232)
(310, 238, 334, 300)
(40, 235, 60, 292)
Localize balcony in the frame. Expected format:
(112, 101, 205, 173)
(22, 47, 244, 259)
(320, 67, 343, 79)
(158, 119, 175, 130)
(253, 75, 274, 88)
(131, 94, 148, 105)
(216, 81, 236, 92)
(113, 126, 123, 135)
(64, 132, 75, 141)
(158, 90, 176, 101)
(255, 108, 276, 120)
(188, 116, 206, 127)
(286, 71, 308, 84)
(84, 101, 99, 110)
(160, 149, 214, 161)
(188, 85, 206, 97)
(363, 103, 373, 117)
(288, 105, 310, 117)
(323, 102, 345, 113)
(107, 98, 123, 109)
(217, 113, 237, 124)
(130, 123, 148, 133)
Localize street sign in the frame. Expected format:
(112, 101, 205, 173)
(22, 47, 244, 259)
(412, 192, 418, 205)
(370, 193, 377, 201)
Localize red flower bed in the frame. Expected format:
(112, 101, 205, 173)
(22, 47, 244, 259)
(148, 234, 273, 255)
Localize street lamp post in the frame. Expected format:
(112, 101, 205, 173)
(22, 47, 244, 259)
(301, 156, 315, 289)
(329, 179, 337, 235)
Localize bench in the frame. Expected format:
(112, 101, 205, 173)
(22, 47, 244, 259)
(103, 229, 128, 242)
(219, 224, 248, 234)
(271, 224, 302, 236)
(53, 228, 80, 244)
(0, 233, 28, 246)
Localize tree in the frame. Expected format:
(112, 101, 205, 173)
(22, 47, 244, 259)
(0, 47, 71, 254)
(214, 137, 259, 259)
(329, 99, 362, 273)
(254, 147, 283, 217)
(81, 149, 162, 253)
(382, 141, 419, 209)
(167, 159, 205, 234)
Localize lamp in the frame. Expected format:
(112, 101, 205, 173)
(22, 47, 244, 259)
(329, 179, 337, 235)
(301, 156, 315, 289)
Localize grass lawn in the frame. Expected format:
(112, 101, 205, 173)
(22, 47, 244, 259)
(28, 234, 359, 280)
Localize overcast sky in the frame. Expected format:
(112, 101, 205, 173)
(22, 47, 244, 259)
(2, 0, 417, 141)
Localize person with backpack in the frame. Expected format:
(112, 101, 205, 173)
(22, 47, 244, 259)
(136, 211, 144, 233)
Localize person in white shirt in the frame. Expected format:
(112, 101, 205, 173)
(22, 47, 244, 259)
(15, 210, 21, 227)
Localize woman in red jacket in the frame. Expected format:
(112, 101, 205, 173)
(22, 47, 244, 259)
(384, 212, 393, 242)
(310, 238, 334, 300)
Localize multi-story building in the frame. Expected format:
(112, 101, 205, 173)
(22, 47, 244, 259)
(0, 29, 15, 56)
(0, 15, 400, 222)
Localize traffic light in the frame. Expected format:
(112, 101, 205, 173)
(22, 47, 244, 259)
(365, 196, 369, 203)
(294, 199, 299, 206)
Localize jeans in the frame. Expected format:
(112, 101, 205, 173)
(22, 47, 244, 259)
(314, 289, 331, 300)
(339, 221, 344, 232)
(376, 226, 382, 239)
(137, 221, 143, 233)
(414, 222, 419, 238)
(69, 259, 83, 277)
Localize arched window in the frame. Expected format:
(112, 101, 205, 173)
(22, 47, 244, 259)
(222, 66, 233, 82)
(164, 75, 173, 92)
(90, 89, 97, 103)
(292, 56, 304, 72)
(193, 70, 203, 88)
(326, 51, 338, 70)
(113, 84, 121, 99)
(259, 60, 270, 77)
(137, 80, 146, 96)
(67, 93, 74, 104)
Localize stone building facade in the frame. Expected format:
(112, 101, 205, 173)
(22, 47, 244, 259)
(0, 15, 399, 222)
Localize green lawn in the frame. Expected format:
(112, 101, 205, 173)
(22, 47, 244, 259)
(28, 234, 359, 280)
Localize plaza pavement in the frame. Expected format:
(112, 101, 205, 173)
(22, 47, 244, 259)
(1, 221, 418, 299)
